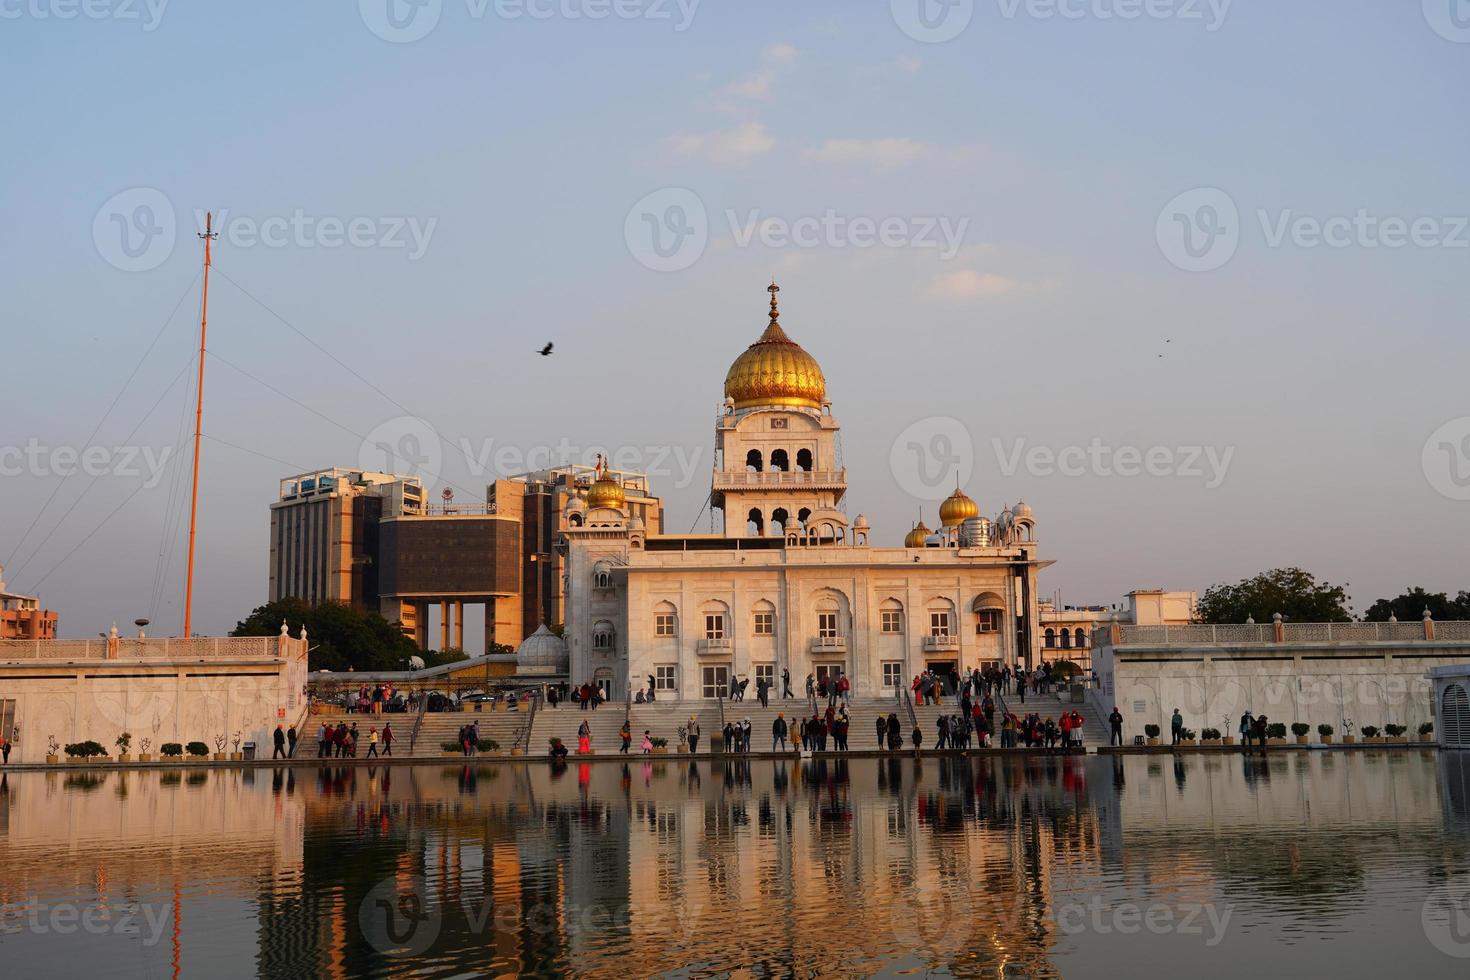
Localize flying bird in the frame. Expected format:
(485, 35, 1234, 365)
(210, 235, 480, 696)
(538, 342, 554, 356)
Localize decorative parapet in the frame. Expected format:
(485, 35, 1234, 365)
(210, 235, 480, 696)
(1099, 619, 1466, 648)
(0, 636, 287, 662)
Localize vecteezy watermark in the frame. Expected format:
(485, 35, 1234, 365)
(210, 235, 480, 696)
(359, 877, 442, 957)
(1056, 897, 1233, 946)
(0, 440, 174, 488)
(890, 417, 975, 503)
(0, 0, 169, 30)
(358, 0, 701, 43)
(1423, 417, 1470, 502)
(0, 899, 173, 946)
(892, 0, 1230, 42)
(92, 189, 438, 271)
(624, 188, 970, 273)
(359, 417, 445, 490)
(993, 437, 1235, 489)
(1423, 876, 1470, 958)
(1158, 187, 1469, 272)
(1422, 0, 1470, 44)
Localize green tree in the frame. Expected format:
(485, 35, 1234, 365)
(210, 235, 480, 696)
(1363, 587, 1470, 622)
(1197, 567, 1352, 624)
(231, 598, 419, 671)
(419, 647, 471, 669)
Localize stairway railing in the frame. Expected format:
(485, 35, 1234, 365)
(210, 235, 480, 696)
(518, 690, 539, 753)
(407, 693, 430, 754)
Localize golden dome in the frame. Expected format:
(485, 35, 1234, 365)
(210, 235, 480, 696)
(723, 282, 826, 411)
(939, 488, 979, 527)
(586, 472, 625, 510)
(904, 520, 931, 548)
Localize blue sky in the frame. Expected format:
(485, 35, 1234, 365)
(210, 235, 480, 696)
(2, 0, 1468, 640)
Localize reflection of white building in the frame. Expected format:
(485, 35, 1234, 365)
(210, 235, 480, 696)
(561, 283, 1051, 700)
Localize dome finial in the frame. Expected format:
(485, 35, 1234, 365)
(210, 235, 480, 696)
(768, 279, 780, 324)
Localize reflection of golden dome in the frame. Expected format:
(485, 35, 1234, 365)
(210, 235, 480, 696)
(904, 520, 931, 548)
(940, 488, 979, 527)
(586, 472, 625, 510)
(723, 282, 826, 411)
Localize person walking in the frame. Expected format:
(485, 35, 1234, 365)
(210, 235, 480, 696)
(876, 715, 887, 750)
(742, 717, 753, 753)
(686, 716, 700, 754)
(772, 713, 788, 752)
(1109, 707, 1124, 746)
(641, 731, 653, 754)
(317, 722, 329, 758)
(382, 722, 394, 757)
(782, 667, 793, 700)
(366, 727, 380, 758)
(1170, 708, 1184, 746)
(272, 724, 287, 759)
(936, 715, 950, 751)
(1238, 710, 1254, 746)
(286, 726, 298, 758)
(757, 676, 770, 708)
(620, 721, 632, 754)
(1, 734, 10, 766)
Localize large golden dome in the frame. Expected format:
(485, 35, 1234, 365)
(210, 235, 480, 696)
(939, 488, 979, 527)
(723, 282, 826, 411)
(904, 519, 931, 549)
(586, 471, 625, 510)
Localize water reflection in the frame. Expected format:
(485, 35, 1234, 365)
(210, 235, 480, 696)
(0, 753, 1467, 978)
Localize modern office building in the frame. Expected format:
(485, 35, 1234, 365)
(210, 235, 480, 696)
(0, 563, 58, 640)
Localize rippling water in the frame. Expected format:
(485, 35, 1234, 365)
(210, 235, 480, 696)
(3, 752, 1470, 978)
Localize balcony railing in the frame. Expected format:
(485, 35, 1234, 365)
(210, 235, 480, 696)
(923, 634, 960, 653)
(811, 636, 847, 654)
(698, 637, 733, 655)
(712, 469, 846, 489)
(0, 636, 291, 662)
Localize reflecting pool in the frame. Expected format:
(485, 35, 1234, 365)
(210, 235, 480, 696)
(3, 752, 1470, 978)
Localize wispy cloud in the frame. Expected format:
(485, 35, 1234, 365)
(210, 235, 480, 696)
(664, 122, 776, 165)
(802, 137, 934, 173)
(720, 42, 799, 101)
(929, 269, 1016, 300)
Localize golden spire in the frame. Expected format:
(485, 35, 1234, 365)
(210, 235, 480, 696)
(724, 281, 826, 410)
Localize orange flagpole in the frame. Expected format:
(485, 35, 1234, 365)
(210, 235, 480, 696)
(182, 212, 216, 638)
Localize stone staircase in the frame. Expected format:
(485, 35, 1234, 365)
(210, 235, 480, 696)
(416, 709, 529, 757)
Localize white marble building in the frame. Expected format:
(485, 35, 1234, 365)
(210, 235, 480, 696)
(560, 283, 1051, 701)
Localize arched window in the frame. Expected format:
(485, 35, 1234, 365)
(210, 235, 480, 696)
(745, 449, 763, 473)
(1444, 683, 1470, 746)
(1074, 628, 1088, 648)
(880, 598, 904, 635)
(592, 620, 615, 651)
(653, 601, 678, 638)
(1044, 628, 1056, 649)
(1059, 628, 1071, 649)
(815, 597, 841, 639)
(752, 599, 776, 636)
(926, 598, 956, 637)
(747, 508, 764, 536)
(796, 448, 813, 472)
(797, 507, 811, 528)
(568, 513, 583, 527)
(593, 564, 612, 590)
(771, 507, 789, 532)
(770, 449, 789, 472)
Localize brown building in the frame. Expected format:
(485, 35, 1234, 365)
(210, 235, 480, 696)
(0, 564, 58, 640)
(269, 465, 662, 653)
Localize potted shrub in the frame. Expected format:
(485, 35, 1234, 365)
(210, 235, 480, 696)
(115, 732, 133, 763)
(230, 732, 243, 762)
(651, 737, 669, 755)
(1290, 722, 1310, 745)
(46, 736, 60, 766)
(1419, 721, 1435, 743)
(1317, 724, 1334, 745)
(1144, 724, 1161, 747)
(138, 738, 152, 764)
(212, 735, 227, 762)
(1177, 728, 1198, 747)
(160, 743, 184, 761)
(442, 740, 465, 757)
(1361, 726, 1382, 744)
(1201, 727, 1222, 745)
(64, 741, 107, 764)
(1340, 721, 1356, 746)
(185, 741, 210, 762)
(478, 739, 500, 754)
(1384, 724, 1408, 745)
(1266, 723, 1287, 746)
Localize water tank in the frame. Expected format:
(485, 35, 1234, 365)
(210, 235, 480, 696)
(960, 517, 991, 547)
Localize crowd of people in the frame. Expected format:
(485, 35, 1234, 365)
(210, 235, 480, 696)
(317, 720, 394, 758)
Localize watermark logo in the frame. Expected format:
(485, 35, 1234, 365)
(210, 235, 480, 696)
(625, 188, 709, 272)
(887, 877, 976, 963)
(359, 877, 442, 957)
(993, 438, 1235, 489)
(890, 416, 974, 502)
(360, 0, 443, 43)
(0, 899, 173, 946)
(1423, 0, 1470, 43)
(996, 0, 1230, 31)
(359, 416, 444, 490)
(892, 0, 975, 43)
(1423, 877, 1470, 958)
(0, 0, 169, 30)
(93, 187, 177, 273)
(1056, 897, 1233, 946)
(0, 440, 174, 487)
(1156, 187, 1239, 272)
(1423, 417, 1470, 502)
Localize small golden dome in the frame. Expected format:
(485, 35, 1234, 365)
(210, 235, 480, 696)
(939, 488, 979, 527)
(723, 282, 826, 411)
(904, 520, 931, 548)
(586, 472, 625, 510)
